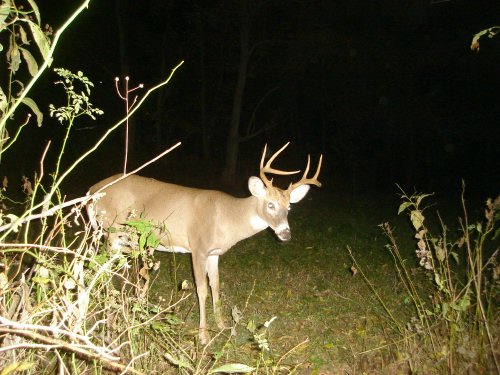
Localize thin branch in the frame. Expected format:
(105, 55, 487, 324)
(239, 120, 281, 143)
(245, 85, 280, 136)
(91, 141, 182, 196)
(0, 327, 144, 375)
(0, 316, 117, 360)
(274, 337, 309, 371)
(0, 195, 93, 232)
(0, 114, 31, 154)
(0, 0, 92, 134)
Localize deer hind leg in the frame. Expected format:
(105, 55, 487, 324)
(206, 255, 226, 330)
(192, 251, 210, 345)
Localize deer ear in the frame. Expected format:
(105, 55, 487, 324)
(289, 184, 310, 203)
(248, 177, 267, 198)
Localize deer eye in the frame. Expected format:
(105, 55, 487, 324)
(267, 202, 275, 211)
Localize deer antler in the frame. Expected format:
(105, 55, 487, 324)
(288, 153, 323, 191)
(260, 142, 300, 188)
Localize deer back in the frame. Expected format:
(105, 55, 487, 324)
(87, 174, 265, 255)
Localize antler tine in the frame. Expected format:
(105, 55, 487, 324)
(289, 153, 323, 190)
(260, 142, 301, 188)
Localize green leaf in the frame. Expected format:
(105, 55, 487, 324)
(0, 86, 7, 114)
(397, 201, 412, 215)
(163, 353, 194, 371)
(116, 257, 128, 269)
(151, 321, 170, 333)
(94, 253, 109, 266)
(146, 234, 160, 248)
(493, 228, 500, 240)
(26, 0, 41, 24)
(19, 47, 38, 77)
(435, 246, 445, 262)
(410, 210, 425, 231)
(27, 19, 50, 60)
(452, 294, 470, 312)
(0, 361, 35, 375)
(415, 193, 432, 207)
(323, 342, 335, 349)
(442, 302, 449, 318)
(32, 276, 50, 284)
(125, 219, 151, 231)
(0, 0, 11, 31)
(19, 25, 29, 45)
(139, 233, 146, 251)
(163, 314, 183, 325)
(21, 97, 43, 126)
(208, 363, 256, 374)
(434, 273, 444, 291)
(8, 43, 21, 73)
(246, 320, 256, 334)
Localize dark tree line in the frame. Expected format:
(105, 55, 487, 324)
(30, 0, 500, 195)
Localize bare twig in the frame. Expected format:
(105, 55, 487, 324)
(92, 141, 182, 196)
(115, 76, 144, 174)
(0, 316, 118, 360)
(0, 195, 93, 233)
(274, 337, 309, 371)
(0, 327, 144, 375)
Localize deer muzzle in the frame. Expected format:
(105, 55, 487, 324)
(276, 227, 291, 241)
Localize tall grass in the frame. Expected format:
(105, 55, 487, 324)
(350, 187, 499, 373)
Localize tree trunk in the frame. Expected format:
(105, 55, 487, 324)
(153, 30, 168, 151)
(222, 3, 250, 183)
(198, 9, 210, 158)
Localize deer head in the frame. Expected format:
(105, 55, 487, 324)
(248, 142, 322, 241)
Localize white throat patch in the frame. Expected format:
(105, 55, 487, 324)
(250, 215, 268, 231)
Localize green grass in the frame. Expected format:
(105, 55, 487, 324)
(148, 191, 429, 373)
(2, 186, 496, 373)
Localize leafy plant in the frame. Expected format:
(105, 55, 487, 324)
(0, 0, 92, 161)
(0, 0, 47, 136)
(471, 26, 500, 52)
(0, 1, 188, 373)
(350, 187, 499, 373)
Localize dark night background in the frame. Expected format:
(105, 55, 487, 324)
(5, 0, 500, 199)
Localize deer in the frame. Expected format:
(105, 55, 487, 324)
(86, 142, 322, 345)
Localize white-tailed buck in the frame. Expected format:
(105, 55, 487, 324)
(87, 142, 322, 344)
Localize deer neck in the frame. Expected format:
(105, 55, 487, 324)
(233, 195, 268, 238)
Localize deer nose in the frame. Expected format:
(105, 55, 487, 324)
(276, 227, 291, 241)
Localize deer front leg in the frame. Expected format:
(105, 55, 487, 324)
(207, 255, 226, 330)
(192, 251, 210, 345)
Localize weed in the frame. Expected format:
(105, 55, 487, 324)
(349, 186, 499, 373)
